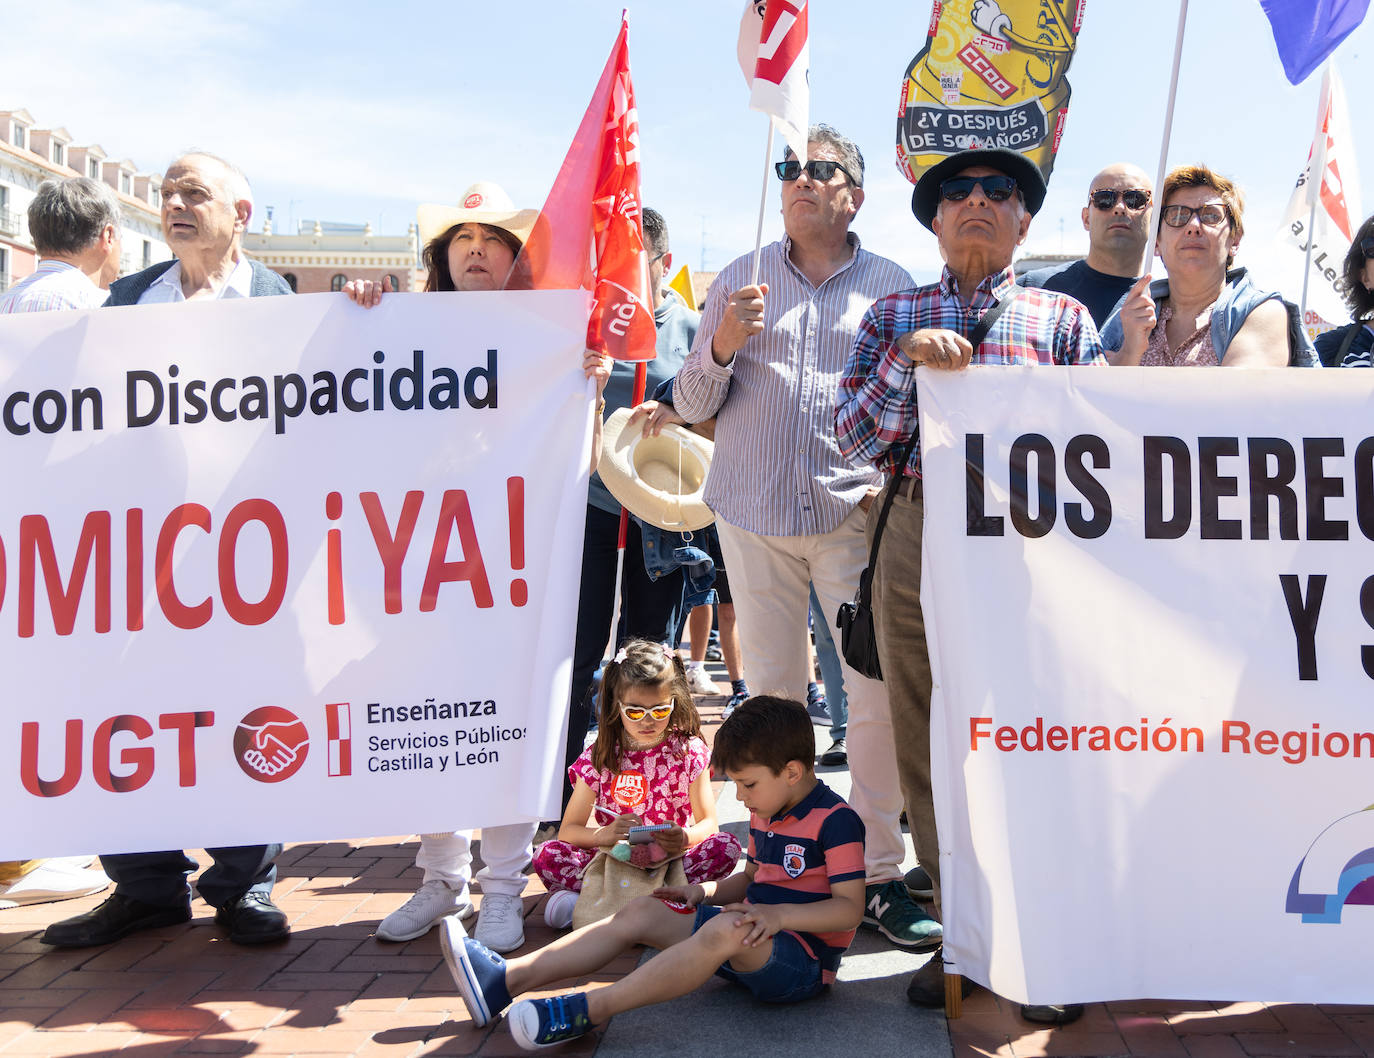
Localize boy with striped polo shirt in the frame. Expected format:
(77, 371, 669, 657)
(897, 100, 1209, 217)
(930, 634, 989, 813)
(440, 696, 865, 1051)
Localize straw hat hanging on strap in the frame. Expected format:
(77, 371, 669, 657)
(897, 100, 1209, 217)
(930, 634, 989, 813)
(598, 407, 715, 532)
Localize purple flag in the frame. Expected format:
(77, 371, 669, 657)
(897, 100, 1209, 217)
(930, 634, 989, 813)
(1259, 0, 1369, 83)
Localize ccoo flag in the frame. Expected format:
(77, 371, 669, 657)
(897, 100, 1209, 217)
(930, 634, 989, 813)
(1274, 65, 1362, 333)
(519, 15, 656, 361)
(737, 0, 810, 164)
(1259, 0, 1369, 84)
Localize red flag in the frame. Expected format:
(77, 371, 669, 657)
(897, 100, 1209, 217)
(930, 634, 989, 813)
(520, 15, 655, 362)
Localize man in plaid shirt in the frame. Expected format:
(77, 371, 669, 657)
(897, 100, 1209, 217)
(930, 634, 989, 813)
(834, 147, 1103, 1024)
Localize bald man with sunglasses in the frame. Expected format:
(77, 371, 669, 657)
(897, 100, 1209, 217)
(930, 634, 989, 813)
(836, 147, 1103, 1025)
(1021, 162, 1154, 326)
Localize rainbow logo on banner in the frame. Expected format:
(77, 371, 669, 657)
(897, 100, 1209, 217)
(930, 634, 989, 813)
(896, 0, 1084, 185)
(1285, 806, 1374, 923)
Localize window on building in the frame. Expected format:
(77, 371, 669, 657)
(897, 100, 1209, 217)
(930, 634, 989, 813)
(151, 187, 161, 207)
(51, 142, 64, 166)
(120, 173, 131, 195)
(11, 123, 24, 149)
(0, 247, 9, 291)
(386, 274, 401, 291)
(283, 272, 298, 292)
(142, 240, 152, 268)
(88, 159, 100, 179)
(330, 274, 347, 291)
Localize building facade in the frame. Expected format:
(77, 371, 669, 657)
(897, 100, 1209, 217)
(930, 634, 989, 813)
(0, 107, 170, 292)
(243, 220, 420, 294)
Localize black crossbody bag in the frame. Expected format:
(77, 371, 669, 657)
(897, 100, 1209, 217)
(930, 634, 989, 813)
(836, 288, 1023, 680)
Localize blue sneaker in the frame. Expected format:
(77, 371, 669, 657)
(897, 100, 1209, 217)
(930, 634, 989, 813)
(439, 916, 511, 1027)
(806, 682, 831, 722)
(723, 681, 749, 719)
(508, 993, 594, 1051)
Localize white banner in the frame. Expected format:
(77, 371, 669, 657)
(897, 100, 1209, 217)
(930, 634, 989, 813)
(917, 365, 1374, 1005)
(0, 289, 594, 858)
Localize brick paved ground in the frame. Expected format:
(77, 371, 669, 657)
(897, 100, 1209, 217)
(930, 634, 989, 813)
(3, 696, 1371, 1056)
(950, 990, 1374, 1058)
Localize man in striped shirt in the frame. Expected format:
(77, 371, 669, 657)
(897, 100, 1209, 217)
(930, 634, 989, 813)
(835, 147, 1103, 1023)
(0, 177, 123, 314)
(667, 123, 939, 951)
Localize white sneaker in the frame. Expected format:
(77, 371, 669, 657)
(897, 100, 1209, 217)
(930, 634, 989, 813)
(543, 889, 578, 929)
(0, 861, 110, 909)
(376, 880, 474, 942)
(685, 665, 718, 695)
(473, 892, 525, 952)
(46, 855, 99, 871)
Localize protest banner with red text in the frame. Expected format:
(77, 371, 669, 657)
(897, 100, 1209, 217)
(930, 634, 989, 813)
(0, 289, 593, 856)
(917, 365, 1374, 1003)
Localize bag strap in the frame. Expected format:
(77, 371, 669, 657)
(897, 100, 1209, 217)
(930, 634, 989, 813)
(855, 286, 1026, 607)
(1334, 322, 1362, 366)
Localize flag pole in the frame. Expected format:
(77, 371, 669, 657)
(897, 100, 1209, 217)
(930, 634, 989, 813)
(1141, 0, 1190, 272)
(751, 118, 776, 285)
(608, 359, 649, 658)
(1298, 64, 1333, 321)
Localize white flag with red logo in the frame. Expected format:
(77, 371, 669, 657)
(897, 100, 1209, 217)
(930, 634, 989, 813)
(1273, 64, 1362, 329)
(520, 15, 655, 362)
(737, 0, 810, 164)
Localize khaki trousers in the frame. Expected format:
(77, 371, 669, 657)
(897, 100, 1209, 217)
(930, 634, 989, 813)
(868, 477, 943, 916)
(716, 508, 907, 882)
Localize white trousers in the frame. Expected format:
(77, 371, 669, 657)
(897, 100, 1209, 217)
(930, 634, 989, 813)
(415, 822, 536, 899)
(716, 508, 905, 883)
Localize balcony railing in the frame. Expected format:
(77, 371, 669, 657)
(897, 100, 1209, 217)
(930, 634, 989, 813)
(0, 208, 20, 237)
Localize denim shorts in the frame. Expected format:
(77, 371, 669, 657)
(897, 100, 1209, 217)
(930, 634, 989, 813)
(694, 904, 824, 1004)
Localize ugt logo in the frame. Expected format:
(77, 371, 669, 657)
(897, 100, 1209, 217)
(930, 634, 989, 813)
(1285, 805, 1374, 924)
(232, 707, 310, 783)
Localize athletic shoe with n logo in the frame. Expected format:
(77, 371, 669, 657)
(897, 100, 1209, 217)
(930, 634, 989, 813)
(863, 879, 942, 951)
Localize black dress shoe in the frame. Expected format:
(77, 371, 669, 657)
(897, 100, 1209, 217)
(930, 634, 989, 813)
(215, 891, 289, 944)
(1021, 1003, 1085, 1026)
(41, 892, 190, 948)
(907, 948, 975, 1008)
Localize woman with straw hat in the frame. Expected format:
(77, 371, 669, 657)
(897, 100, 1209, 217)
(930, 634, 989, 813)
(347, 182, 611, 954)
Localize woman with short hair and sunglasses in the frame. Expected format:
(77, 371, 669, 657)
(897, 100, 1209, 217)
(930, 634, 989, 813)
(1101, 164, 1317, 367)
(1314, 215, 1374, 368)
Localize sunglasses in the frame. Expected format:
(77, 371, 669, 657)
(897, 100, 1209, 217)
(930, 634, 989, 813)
(939, 174, 1018, 203)
(774, 158, 857, 185)
(1090, 188, 1151, 211)
(1161, 203, 1229, 229)
(1359, 235, 1374, 259)
(619, 702, 674, 722)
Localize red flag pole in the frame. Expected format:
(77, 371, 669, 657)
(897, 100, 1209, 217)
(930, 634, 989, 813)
(616, 361, 649, 550)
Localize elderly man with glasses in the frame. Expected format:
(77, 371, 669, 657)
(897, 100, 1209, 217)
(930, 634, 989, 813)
(835, 146, 1104, 1023)
(1020, 162, 1154, 327)
(667, 123, 943, 951)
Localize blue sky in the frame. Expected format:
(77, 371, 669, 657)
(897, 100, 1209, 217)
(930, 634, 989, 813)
(4, 1, 1370, 283)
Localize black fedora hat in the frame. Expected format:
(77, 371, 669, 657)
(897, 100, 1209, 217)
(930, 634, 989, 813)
(911, 148, 1047, 231)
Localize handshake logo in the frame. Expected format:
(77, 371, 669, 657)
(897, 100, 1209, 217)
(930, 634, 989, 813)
(232, 707, 311, 783)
